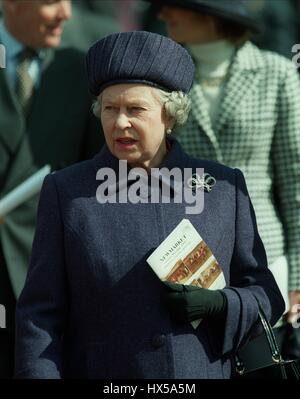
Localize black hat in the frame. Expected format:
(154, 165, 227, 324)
(148, 0, 260, 33)
(86, 31, 195, 96)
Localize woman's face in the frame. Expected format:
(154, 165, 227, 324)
(100, 84, 170, 170)
(158, 6, 222, 44)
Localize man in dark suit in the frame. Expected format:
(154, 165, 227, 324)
(0, 0, 104, 378)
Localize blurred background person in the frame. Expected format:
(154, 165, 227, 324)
(0, 0, 104, 378)
(147, 0, 300, 362)
(141, 0, 300, 59)
(247, 0, 298, 58)
(61, 0, 122, 52)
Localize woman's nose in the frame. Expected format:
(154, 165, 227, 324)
(115, 112, 131, 130)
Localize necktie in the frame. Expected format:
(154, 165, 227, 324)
(15, 48, 36, 115)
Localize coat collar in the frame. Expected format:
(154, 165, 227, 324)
(231, 41, 265, 72)
(92, 137, 194, 197)
(93, 137, 192, 173)
(92, 138, 217, 236)
(189, 83, 223, 161)
(0, 70, 25, 154)
(214, 41, 264, 135)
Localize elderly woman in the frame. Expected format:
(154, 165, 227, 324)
(149, 0, 300, 330)
(15, 31, 284, 379)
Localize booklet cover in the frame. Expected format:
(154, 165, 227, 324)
(147, 218, 226, 328)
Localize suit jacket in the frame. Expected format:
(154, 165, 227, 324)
(0, 44, 104, 297)
(176, 41, 300, 291)
(15, 138, 284, 379)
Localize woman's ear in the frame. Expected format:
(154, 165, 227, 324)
(166, 119, 175, 135)
(167, 117, 175, 131)
(162, 106, 174, 130)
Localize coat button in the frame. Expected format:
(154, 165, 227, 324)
(151, 334, 166, 348)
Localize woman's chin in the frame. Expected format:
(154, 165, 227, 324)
(113, 151, 140, 165)
(112, 153, 149, 170)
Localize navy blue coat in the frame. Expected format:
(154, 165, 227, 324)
(15, 138, 284, 379)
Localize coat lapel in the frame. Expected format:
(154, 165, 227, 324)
(0, 49, 55, 194)
(189, 83, 223, 161)
(92, 138, 216, 242)
(190, 83, 212, 135)
(0, 69, 25, 154)
(214, 42, 264, 136)
(26, 48, 54, 129)
(0, 47, 54, 155)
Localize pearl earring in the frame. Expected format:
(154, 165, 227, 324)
(166, 128, 172, 135)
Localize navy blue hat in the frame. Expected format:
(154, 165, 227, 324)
(86, 31, 195, 96)
(147, 0, 261, 34)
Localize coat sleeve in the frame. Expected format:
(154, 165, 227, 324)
(271, 63, 300, 291)
(216, 168, 285, 356)
(15, 173, 67, 379)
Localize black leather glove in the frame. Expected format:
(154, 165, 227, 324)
(162, 281, 227, 324)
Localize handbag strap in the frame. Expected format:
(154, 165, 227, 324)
(257, 304, 282, 363)
(235, 301, 283, 375)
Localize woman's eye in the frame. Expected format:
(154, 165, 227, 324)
(131, 107, 144, 112)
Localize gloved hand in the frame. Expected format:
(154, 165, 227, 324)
(162, 281, 227, 324)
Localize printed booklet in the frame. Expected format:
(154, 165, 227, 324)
(147, 219, 226, 328)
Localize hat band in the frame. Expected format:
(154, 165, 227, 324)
(97, 78, 174, 95)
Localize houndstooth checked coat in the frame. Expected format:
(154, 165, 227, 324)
(176, 41, 300, 291)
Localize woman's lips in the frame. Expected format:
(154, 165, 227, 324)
(115, 138, 138, 149)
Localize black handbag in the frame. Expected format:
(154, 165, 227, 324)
(234, 305, 300, 379)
